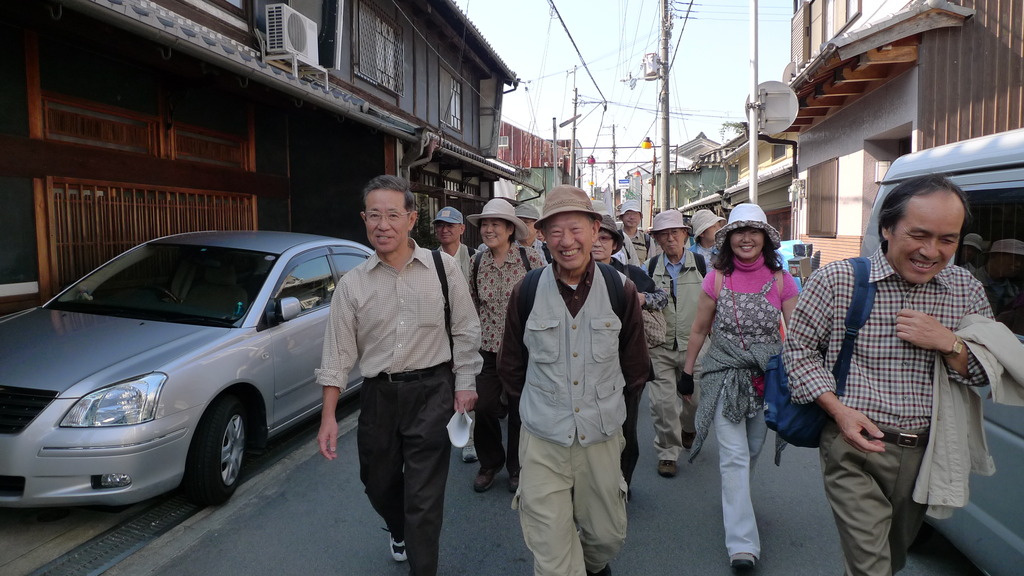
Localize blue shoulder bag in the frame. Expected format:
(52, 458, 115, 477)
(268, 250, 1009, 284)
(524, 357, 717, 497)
(764, 257, 876, 448)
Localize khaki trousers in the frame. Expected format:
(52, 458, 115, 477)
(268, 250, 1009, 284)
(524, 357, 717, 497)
(514, 429, 628, 576)
(819, 420, 928, 576)
(648, 345, 701, 461)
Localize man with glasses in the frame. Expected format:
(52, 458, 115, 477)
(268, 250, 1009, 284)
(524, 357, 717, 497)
(316, 175, 482, 576)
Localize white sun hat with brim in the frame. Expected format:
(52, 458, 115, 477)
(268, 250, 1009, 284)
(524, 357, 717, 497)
(620, 199, 642, 214)
(466, 198, 531, 241)
(715, 203, 782, 250)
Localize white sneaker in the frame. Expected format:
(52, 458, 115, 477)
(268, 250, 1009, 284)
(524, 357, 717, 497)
(461, 444, 478, 463)
(389, 536, 407, 562)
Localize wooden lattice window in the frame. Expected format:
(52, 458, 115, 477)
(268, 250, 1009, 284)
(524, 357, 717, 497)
(47, 178, 256, 290)
(354, 0, 404, 93)
(43, 95, 158, 155)
(171, 124, 248, 169)
(807, 158, 838, 237)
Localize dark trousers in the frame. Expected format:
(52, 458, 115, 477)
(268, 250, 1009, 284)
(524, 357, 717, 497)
(621, 383, 644, 486)
(357, 367, 454, 576)
(474, 350, 521, 476)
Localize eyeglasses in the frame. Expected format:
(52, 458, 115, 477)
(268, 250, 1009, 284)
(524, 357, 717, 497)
(362, 211, 412, 225)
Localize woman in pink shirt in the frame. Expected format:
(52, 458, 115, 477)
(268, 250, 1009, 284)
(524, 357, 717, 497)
(681, 204, 799, 572)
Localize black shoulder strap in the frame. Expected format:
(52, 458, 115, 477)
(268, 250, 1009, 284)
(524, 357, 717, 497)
(644, 232, 651, 251)
(471, 251, 484, 298)
(519, 245, 532, 272)
(596, 262, 625, 320)
(692, 252, 707, 277)
(517, 268, 545, 337)
(542, 243, 551, 262)
(831, 257, 877, 396)
(468, 246, 477, 257)
(431, 249, 453, 351)
(647, 254, 659, 277)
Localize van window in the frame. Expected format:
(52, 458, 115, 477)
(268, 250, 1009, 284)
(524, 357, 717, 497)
(959, 185, 1024, 335)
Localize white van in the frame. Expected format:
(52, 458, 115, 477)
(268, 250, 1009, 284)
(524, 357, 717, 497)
(862, 127, 1024, 576)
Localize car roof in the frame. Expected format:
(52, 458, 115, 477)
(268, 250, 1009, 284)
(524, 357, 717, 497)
(148, 231, 365, 255)
(882, 127, 1024, 184)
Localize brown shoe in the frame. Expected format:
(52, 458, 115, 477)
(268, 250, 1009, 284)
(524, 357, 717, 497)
(473, 468, 497, 492)
(507, 473, 520, 493)
(681, 430, 696, 450)
(657, 460, 677, 478)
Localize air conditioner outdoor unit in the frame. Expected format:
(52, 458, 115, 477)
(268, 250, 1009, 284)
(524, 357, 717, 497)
(265, 3, 319, 68)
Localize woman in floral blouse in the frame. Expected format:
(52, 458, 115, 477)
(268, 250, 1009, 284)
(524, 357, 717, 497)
(465, 198, 547, 494)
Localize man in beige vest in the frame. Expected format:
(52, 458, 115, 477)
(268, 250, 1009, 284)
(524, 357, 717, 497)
(645, 210, 704, 478)
(500, 185, 649, 576)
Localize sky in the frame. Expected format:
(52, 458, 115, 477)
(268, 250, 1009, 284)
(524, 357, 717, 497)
(452, 0, 796, 189)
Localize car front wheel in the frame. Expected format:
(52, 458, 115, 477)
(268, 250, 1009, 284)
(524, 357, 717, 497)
(182, 395, 247, 506)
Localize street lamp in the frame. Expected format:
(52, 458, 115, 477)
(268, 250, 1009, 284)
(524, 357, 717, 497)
(587, 155, 596, 197)
(640, 137, 656, 220)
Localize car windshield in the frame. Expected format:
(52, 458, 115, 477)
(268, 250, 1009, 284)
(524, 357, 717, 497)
(49, 243, 277, 326)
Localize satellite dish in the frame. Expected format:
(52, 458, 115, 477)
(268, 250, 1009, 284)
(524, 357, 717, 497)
(745, 80, 799, 135)
(782, 62, 797, 82)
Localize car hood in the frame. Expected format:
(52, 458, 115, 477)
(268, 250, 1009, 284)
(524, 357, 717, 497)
(0, 308, 230, 396)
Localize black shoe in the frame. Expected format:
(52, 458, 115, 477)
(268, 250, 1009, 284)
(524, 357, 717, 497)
(586, 565, 611, 576)
(730, 553, 756, 572)
(507, 473, 520, 493)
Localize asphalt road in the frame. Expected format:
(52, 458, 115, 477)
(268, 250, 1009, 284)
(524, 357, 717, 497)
(97, 391, 981, 576)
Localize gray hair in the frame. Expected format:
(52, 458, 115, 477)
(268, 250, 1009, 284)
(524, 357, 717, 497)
(362, 175, 416, 212)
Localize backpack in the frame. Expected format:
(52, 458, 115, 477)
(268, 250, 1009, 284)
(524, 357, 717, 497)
(472, 246, 531, 298)
(517, 262, 625, 337)
(764, 257, 876, 448)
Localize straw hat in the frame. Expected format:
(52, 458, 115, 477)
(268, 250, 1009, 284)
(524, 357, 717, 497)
(650, 209, 691, 233)
(535, 185, 603, 228)
(715, 204, 782, 249)
(690, 209, 726, 239)
(466, 198, 530, 240)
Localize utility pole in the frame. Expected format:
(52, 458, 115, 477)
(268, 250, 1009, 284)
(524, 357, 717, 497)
(748, 0, 760, 204)
(611, 124, 617, 209)
(551, 117, 558, 186)
(570, 82, 579, 187)
(659, 0, 672, 211)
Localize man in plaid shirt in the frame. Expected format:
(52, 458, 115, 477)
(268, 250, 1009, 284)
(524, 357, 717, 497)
(783, 175, 992, 575)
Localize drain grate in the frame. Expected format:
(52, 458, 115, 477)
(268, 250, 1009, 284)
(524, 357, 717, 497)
(28, 495, 200, 576)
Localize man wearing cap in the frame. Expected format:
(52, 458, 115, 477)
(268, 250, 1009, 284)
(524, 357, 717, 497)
(958, 233, 986, 274)
(500, 185, 650, 576)
(784, 175, 993, 576)
(645, 209, 706, 478)
(434, 206, 476, 282)
(316, 175, 482, 576)
(516, 203, 551, 264)
(974, 238, 1024, 315)
(617, 199, 658, 266)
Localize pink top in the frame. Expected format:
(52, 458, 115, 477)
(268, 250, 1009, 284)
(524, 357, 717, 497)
(702, 254, 799, 310)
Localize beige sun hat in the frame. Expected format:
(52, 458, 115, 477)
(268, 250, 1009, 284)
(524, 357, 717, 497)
(690, 209, 726, 239)
(650, 209, 691, 233)
(514, 203, 541, 222)
(466, 198, 530, 240)
(535, 185, 603, 228)
(714, 203, 782, 249)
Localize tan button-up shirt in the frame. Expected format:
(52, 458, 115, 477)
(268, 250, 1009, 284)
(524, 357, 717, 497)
(316, 241, 483, 391)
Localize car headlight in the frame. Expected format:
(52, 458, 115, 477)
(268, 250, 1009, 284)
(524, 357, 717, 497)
(61, 373, 167, 427)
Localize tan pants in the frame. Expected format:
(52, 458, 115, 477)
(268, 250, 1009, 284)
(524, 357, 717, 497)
(820, 420, 928, 576)
(513, 429, 627, 576)
(648, 345, 701, 461)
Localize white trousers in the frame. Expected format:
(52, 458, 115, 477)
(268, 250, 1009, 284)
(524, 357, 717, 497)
(714, 397, 767, 558)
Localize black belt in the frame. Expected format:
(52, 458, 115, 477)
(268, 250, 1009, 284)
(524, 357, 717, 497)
(375, 364, 442, 383)
(877, 428, 929, 448)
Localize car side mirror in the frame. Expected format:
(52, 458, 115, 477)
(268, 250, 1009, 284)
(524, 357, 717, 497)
(277, 297, 302, 322)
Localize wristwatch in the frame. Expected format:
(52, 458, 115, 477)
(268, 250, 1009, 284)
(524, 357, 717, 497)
(943, 335, 965, 358)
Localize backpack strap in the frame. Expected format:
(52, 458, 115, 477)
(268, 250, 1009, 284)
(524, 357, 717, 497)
(646, 254, 660, 277)
(542, 243, 551, 263)
(714, 270, 724, 299)
(519, 245, 532, 273)
(468, 246, 477, 257)
(596, 262, 625, 320)
(692, 252, 707, 277)
(831, 257, 877, 396)
(431, 249, 453, 352)
(471, 250, 484, 298)
(517, 268, 545, 343)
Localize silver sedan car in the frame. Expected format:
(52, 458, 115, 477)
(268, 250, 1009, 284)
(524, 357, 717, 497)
(0, 231, 371, 507)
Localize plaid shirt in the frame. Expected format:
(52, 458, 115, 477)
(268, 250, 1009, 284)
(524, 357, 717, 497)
(315, 241, 482, 392)
(783, 249, 991, 430)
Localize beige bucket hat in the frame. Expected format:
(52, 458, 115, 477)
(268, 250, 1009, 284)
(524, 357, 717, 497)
(466, 198, 531, 240)
(535, 185, 603, 228)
